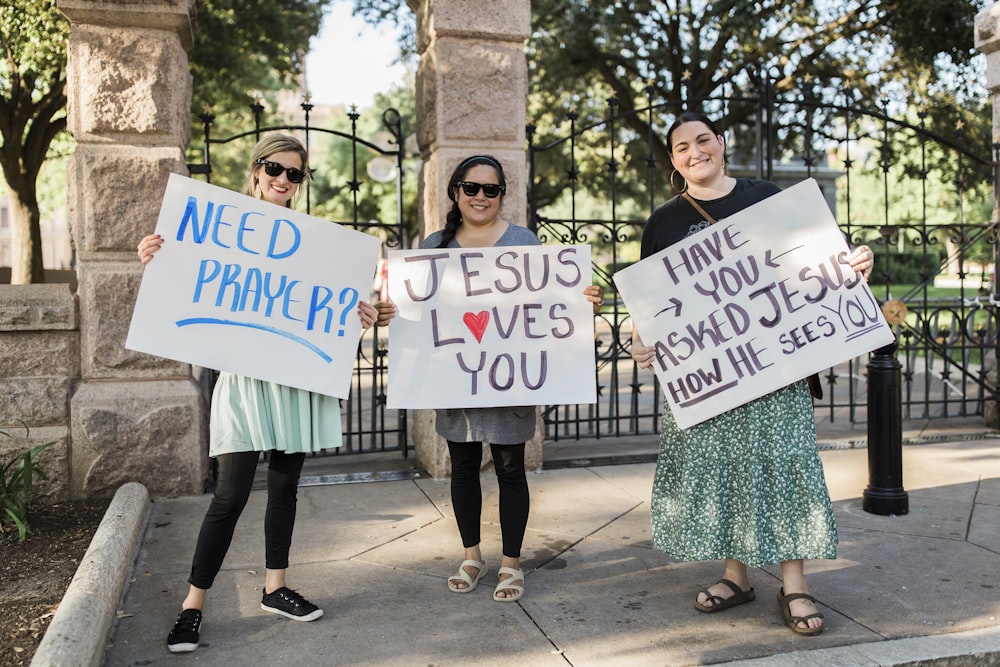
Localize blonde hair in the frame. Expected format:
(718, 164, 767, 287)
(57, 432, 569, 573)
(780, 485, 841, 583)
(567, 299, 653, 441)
(242, 134, 309, 208)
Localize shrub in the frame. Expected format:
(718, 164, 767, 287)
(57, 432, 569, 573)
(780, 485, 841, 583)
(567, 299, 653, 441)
(0, 429, 54, 542)
(869, 248, 944, 285)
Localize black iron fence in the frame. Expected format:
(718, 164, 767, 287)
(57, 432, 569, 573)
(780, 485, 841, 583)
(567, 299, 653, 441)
(191, 85, 999, 455)
(189, 102, 409, 456)
(528, 86, 999, 440)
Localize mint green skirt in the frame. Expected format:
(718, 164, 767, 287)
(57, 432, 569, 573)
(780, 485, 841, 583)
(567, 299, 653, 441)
(209, 372, 344, 457)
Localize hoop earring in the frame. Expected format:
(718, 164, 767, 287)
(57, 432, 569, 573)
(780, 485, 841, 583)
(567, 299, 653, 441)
(670, 169, 688, 193)
(253, 180, 262, 199)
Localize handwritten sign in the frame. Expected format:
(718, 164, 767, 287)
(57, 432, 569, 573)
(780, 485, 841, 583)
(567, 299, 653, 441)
(126, 173, 381, 399)
(386, 245, 598, 409)
(613, 178, 894, 429)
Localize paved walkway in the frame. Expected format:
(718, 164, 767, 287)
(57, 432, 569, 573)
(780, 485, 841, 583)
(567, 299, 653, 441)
(78, 420, 1000, 666)
(31, 419, 1000, 666)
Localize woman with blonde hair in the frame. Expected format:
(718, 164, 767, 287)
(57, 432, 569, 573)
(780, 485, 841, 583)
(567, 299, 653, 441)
(137, 133, 378, 653)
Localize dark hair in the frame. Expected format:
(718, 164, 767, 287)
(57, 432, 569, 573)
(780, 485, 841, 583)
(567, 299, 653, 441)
(666, 111, 724, 154)
(437, 155, 507, 248)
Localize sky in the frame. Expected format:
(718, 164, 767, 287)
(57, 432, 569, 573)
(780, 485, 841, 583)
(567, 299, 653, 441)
(304, 2, 409, 109)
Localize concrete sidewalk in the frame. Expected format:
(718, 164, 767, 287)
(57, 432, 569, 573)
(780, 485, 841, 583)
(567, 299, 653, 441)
(80, 425, 1000, 667)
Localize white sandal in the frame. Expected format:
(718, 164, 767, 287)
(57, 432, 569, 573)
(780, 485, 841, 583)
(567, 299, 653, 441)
(447, 559, 487, 593)
(493, 566, 525, 602)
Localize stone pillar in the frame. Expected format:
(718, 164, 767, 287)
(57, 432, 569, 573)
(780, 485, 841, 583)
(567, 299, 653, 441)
(410, 0, 540, 477)
(59, 0, 209, 497)
(976, 2, 1000, 428)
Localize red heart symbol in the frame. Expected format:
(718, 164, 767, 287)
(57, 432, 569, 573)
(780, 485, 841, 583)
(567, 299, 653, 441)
(462, 311, 490, 343)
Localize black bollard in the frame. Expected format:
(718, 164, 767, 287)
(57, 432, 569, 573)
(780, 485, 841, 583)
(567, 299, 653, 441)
(863, 338, 909, 515)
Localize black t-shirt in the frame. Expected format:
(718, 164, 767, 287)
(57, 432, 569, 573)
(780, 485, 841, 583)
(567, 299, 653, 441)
(640, 178, 782, 259)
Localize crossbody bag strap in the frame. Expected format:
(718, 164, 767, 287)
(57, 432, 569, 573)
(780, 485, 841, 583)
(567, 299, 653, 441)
(682, 191, 716, 224)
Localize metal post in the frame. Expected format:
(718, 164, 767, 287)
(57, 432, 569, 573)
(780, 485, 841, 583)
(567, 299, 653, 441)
(863, 338, 909, 515)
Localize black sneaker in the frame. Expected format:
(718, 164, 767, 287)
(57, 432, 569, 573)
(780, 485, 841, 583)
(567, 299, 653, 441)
(260, 586, 323, 621)
(166, 608, 202, 653)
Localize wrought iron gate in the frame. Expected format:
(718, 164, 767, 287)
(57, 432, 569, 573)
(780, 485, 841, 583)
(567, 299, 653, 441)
(528, 87, 999, 440)
(188, 102, 409, 456)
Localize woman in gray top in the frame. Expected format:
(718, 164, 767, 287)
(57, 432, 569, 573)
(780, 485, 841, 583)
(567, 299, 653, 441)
(378, 155, 602, 602)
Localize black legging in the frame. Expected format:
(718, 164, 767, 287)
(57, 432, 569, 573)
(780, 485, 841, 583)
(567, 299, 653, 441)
(448, 441, 529, 558)
(188, 449, 305, 589)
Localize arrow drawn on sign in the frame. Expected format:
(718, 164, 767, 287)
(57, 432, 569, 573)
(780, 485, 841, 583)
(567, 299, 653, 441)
(764, 245, 803, 268)
(654, 297, 683, 318)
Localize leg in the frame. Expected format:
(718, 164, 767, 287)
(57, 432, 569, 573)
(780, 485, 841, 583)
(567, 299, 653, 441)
(262, 450, 306, 594)
(778, 559, 824, 634)
(446, 441, 486, 591)
(187, 451, 260, 594)
(169, 451, 258, 653)
(258, 450, 322, 621)
(491, 443, 528, 601)
(694, 559, 753, 611)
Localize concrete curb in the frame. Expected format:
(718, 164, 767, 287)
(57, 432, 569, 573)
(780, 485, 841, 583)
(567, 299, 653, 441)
(30, 482, 151, 667)
(719, 626, 1000, 666)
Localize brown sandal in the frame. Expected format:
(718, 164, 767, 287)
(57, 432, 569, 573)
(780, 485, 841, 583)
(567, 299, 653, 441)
(777, 588, 825, 636)
(693, 578, 755, 613)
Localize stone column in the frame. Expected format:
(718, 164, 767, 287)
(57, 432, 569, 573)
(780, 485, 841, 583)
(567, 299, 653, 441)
(59, 0, 209, 497)
(976, 2, 1000, 428)
(410, 0, 540, 477)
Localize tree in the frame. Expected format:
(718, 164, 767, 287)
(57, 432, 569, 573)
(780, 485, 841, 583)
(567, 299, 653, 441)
(308, 77, 420, 247)
(353, 0, 989, 208)
(187, 0, 326, 130)
(0, 0, 329, 283)
(0, 0, 69, 284)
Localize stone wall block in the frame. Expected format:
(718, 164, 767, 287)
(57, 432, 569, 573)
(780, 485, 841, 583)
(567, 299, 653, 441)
(419, 0, 530, 43)
(68, 147, 187, 259)
(415, 47, 439, 153)
(0, 427, 71, 503)
(0, 284, 77, 330)
(0, 332, 80, 379)
(66, 25, 192, 143)
(76, 263, 191, 378)
(0, 378, 74, 427)
(59, 0, 197, 49)
(429, 39, 527, 145)
(70, 380, 208, 498)
(412, 410, 449, 478)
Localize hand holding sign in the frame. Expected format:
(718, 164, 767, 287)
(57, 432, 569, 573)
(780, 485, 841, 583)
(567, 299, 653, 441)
(126, 174, 381, 399)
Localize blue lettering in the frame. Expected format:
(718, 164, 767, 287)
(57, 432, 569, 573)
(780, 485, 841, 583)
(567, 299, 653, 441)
(236, 211, 263, 255)
(281, 280, 302, 321)
(176, 196, 213, 244)
(308, 286, 334, 333)
(210, 204, 235, 248)
(192, 259, 221, 302)
(217, 263, 242, 309)
(238, 267, 263, 312)
(268, 219, 301, 259)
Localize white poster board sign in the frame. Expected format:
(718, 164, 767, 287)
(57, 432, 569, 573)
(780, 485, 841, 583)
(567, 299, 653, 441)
(126, 173, 381, 399)
(386, 245, 597, 409)
(613, 178, 894, 429)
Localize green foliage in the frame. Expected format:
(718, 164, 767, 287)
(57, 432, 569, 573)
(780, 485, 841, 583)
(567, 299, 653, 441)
(308, 77, 420, 245)
(868, 248, 945, 285)
(353, 0, 991, 234)
(0, 0, 71, 281)
(0, 429, 54, 542)
(189, 0, 326, 127)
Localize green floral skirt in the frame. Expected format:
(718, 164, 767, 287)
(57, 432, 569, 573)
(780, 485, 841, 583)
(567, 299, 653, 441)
(650, 380, 837, 568)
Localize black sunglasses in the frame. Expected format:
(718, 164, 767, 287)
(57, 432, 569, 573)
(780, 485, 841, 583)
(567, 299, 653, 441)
(256, 158, 307, 184)
(456, 181, 504, 198)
